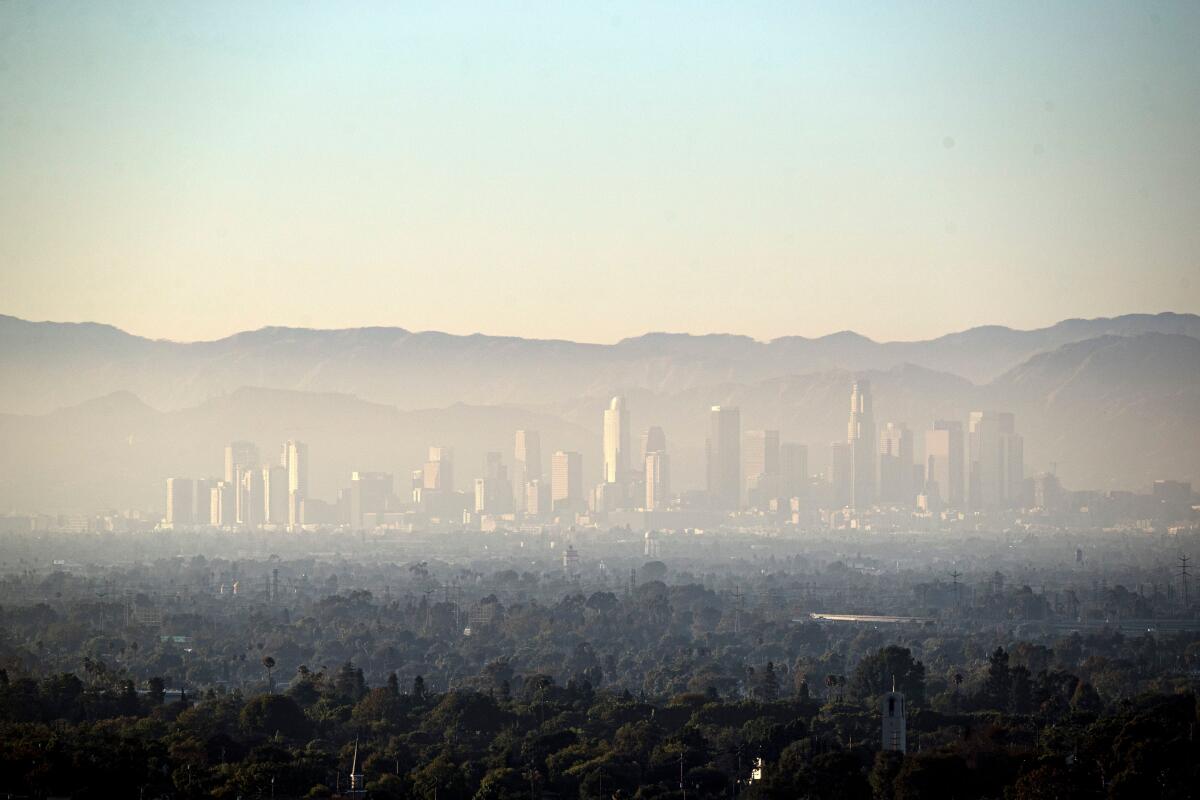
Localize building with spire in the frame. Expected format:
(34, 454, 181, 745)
(882, 680, 907, 753)
(847, 380, 877, 509)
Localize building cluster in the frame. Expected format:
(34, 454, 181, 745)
(158, 382, 1196, 533)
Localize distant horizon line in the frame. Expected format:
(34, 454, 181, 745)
(3, 309, 1196, 349)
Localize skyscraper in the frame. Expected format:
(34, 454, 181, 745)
(224, 441, 259, 484)
(925, 420, 964, 508)
(263, 465, 288, 525)
(640, 426, 666, 465)
(603, 396, 630, 484)
(476, 451, 512, 514)
(165, 478, 193, 526)
(645, 450, 670, 511)
(745, 429, 781, 508)
(847, 380, 876, 509)
(878, 422, 914, 504)
(551, 450, 583, 513)
(240, 467, 264, 528)
(513, 429, 541, 512)
(780, 442, 809, 500)
(423, 446, 454, 493)
(829, 441, 851, 507)
(283, 440, 308, 528)
(350, 471, 393, 528)
(968, 411, 1024, 510)
(706, 405, 741, 510)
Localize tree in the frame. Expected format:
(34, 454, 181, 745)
(757, 661, 780, 702)
(982, 647, 1011, 710)
(848, 646, 925, 706)
(240, 693, 311, 740)
(412, 674, 426, 698)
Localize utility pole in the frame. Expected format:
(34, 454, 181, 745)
(733, 585, 741, 635)
(950, 570, 962, 606)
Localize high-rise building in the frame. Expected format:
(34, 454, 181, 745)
(925, 421, 964, 508)
(551, 450, 583, 513)
(240, 467, 264, 527)
(525, 478, 549, 517)
(423, 446, 454, 493)
(350, 471, 393, 528)
(745, 429, 781, 508)
(194, 478, 213, 525)
(878, 422, 914, 504)
(645, 450, 670, 511)
(603, 396, 630, 484)
(224, 441, 259, 484)
(780, 443, 809, 500)
(283, 440, 309, 528)
(513, 430, 541, 512)
(263, 466, 288, 525)
(476, 452, 512, 514)
(640, 426, 666, 466)
(829, 441, 851, 507)
(706, 406, 741, 510)
(968, 411, 1024, 510)
(165, 478, 193, 526)
(211, 481, 236, 527)
(847, 380, 877, 509)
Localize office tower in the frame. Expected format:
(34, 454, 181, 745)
(283, 440, 309, 527)
(878, 422, 914, 504)
(513, 430, 542, 512)
(829, 442, 851, 507)
(350, 471, 393, 528)
(476, 451, 512, 514)
(263, 466, 288, 525)
(968, 411, 1024, 510)
(640, 426, 666, 465)
(224, 441, 259, 484)
(165, 478, 193, 526)
(603, 396, 630, 484)
(193, 478, 213, 524)
(745, 429, 781, 508)
(706, 405, 741, 510)
(925, 420, 964, 508)
(240, 468, 264, 527)
(780, 442, 809, 499)
(423, 446, 455, 493)
(645, 450, 670, 511)
(847, 380, 876, 509)
(551, 450, 583, 513)
(211, 481, 236, 527)
(525, 478, 548, 517)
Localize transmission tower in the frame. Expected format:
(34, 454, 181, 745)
(1179, 554, 1190, 608)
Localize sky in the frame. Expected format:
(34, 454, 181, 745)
(1, 1, 1198, 344)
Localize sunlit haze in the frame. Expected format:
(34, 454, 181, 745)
(2, 1, 1198, 342)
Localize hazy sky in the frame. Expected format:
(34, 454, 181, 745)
(1, 1, 1198, 343)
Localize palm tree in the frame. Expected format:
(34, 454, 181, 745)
(262, 655, 276, 693)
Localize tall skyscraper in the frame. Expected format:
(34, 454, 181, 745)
(603, 396, 630, 484)
(165, 478, 193, 526)
(211, 481, 236, 527)
(878, 422, 914, 504)
(240, 467, 264, 527)
(283, 440, 308, 528)
(780, 442, 809, 500)
(847, 380, 877, 509)
(350, 471, 393, 528)
(513, 429, 541, 512)
(706, 405, 741, 510)
(640, 426, 666, 465)
(745, 429, 781, 508)
(263, 465, 288, 525)
(224, 441, 259, 484)
(645, 450, 670, 511)
(828, 442, 851, 507)
(925, 420, 964, 508)
(423, 446, 455, 493)
(476, 451, 512, 514)
(551, 450, 583, 513)
(968, 411, 1024, 510)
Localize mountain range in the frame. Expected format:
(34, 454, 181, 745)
(0, 313, 1197, 511)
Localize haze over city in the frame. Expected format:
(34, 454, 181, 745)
(1, 3, 1199, 799)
